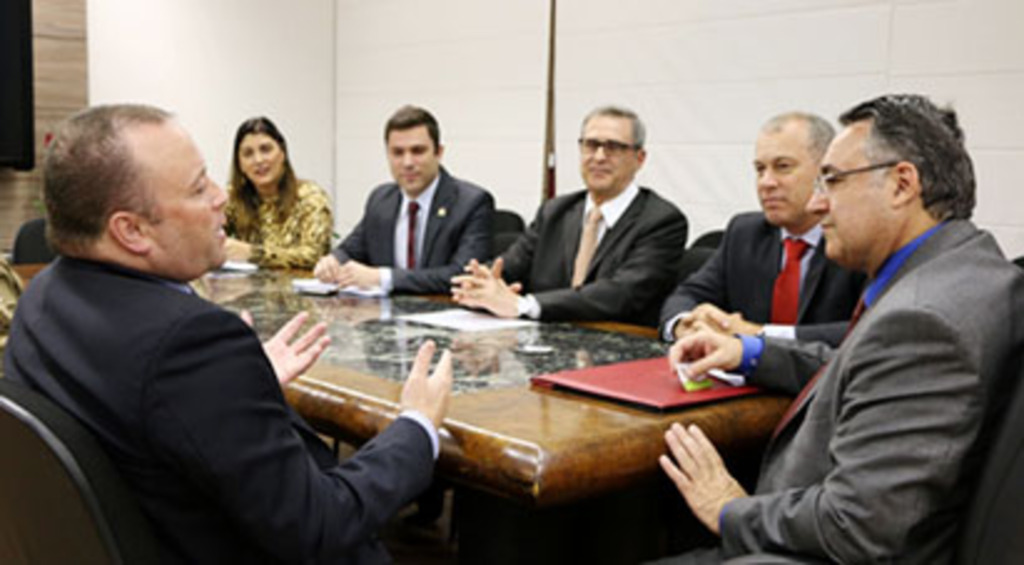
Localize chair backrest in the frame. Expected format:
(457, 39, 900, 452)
(690, 230, 724, 250)
(956, 367, 1024, 564)
(492, 209, 526, 257)
(677, 246, 715, 284)
(11, 218, 57, 265)
(0, 379, 163, 564)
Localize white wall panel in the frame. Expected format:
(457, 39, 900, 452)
(555, 0, 1024, 257)
(334, 0, 549, 234)
(88, 0, 335, 194)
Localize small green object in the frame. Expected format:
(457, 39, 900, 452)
(682, 377, 713, 392)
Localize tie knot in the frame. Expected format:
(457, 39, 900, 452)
(409, 201, 420, 215)
(784, 237, 809, 260)
(586, 207, 603, 226)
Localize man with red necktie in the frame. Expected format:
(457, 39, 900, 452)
(658, 95, 1024, 563)
(315, 105, 495, 295)
(660, 112, 864, 348)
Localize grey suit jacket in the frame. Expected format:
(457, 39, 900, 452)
(500, 187, 688, 327)
(333, 167, 494, 294)
(659, 212, 865, 346)
(720, 220, 1024, 563)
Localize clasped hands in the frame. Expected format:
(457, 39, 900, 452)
(313, 255, 381, 289)
(661, 327, 749, 535)
(673, 302, 764, 340)
(450, 258, 523, 319)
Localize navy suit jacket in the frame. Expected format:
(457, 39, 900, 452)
(5, 258, 434, 564)
(500, 187, 688, 327)
(333, 167, 494, 294)
(659, 212, 865, 345)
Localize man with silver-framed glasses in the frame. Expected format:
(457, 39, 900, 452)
(452, 105, 688, 327)
(658, 94, 1024, 563)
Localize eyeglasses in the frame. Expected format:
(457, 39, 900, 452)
(578, 138, 639, 157)
(814, 160, 900, 195)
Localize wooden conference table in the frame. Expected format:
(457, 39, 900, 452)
(21, 264, 777, 562)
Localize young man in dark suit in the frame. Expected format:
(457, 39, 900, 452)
(660, 95, 1024, 563)
(660, 112, 864, 347)
(6, 104, 453, 564)
(452, 106, 688, 327)
(314, 105, 494, 294)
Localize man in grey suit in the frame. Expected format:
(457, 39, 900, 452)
(314, 105, 494, 294)
(660, 94, 1024, 563)
(659, 113, 864, 347)
(452, 106, 688, 327)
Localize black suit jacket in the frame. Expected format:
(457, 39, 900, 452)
(5, 258, 434, 564)
(500, 187, 688, 327)
(333, 167, 494, 294)
(659, 212, 865, 345)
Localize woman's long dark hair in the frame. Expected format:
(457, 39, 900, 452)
(228, 116, 299, 237)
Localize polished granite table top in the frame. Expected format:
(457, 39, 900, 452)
(204, 271, 667, 393)
(197, 269, 789, 507)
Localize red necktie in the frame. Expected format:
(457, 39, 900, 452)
(770, 297, 866, 440)
(771, 238, 811, 324)
(407, 201, 420, 270)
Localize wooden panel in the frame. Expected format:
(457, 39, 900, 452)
(0, 0, 86, 253)
(32, 0, 86, 39)
(33, 36, 87, 112)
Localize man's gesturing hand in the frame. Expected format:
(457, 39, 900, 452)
(400, 340, 454, 428)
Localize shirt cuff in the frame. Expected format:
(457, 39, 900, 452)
(761, 324, 796, 340)
(737, 334, 765, 374)
(517, 294, 542, 319)
(663, 311, 688, 342)
(398, 410, 439, 460)
(378, 268, 394, 294)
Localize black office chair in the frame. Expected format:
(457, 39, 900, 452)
(956, 368, 1024, 564)
(492, 209, 526, 257)
(0, 379, 163, 564)
(12, 218, 57, 265)
(677, 246, 715, 284)
(690, 229, 724, 250)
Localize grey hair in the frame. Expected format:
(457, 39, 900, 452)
(761, 111, 835, 160)
(839, 94, 974, 221)
(581, 105, 646, 148)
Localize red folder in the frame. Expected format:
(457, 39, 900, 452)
(530, 357, 760, 410)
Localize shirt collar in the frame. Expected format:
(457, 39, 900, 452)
(780, 223, 823, 248)
(400, 173, 440, 215)
(864, 222, 945, 307)
(584, 182, 640, 229)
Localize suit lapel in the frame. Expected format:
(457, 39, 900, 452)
(797, 242, 828, 321)
(379, 187, 402, 267)
(586, 190, 646, 279)
(754, 226, 783, 321)
(421, 170, 455, 267)
(561, 197, 586, 284)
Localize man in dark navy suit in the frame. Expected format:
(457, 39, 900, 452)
(660, 112, 864, 346)
(6, 104, 453, 564)
(315, 105, 494, 294)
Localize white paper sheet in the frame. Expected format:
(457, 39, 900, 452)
(291, 278, 386, 298)
(397, 309, 538, 332)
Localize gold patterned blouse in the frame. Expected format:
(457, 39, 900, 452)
(225, 181, 333, 269)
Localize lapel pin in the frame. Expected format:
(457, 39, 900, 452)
(438, 207, 447, 218)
